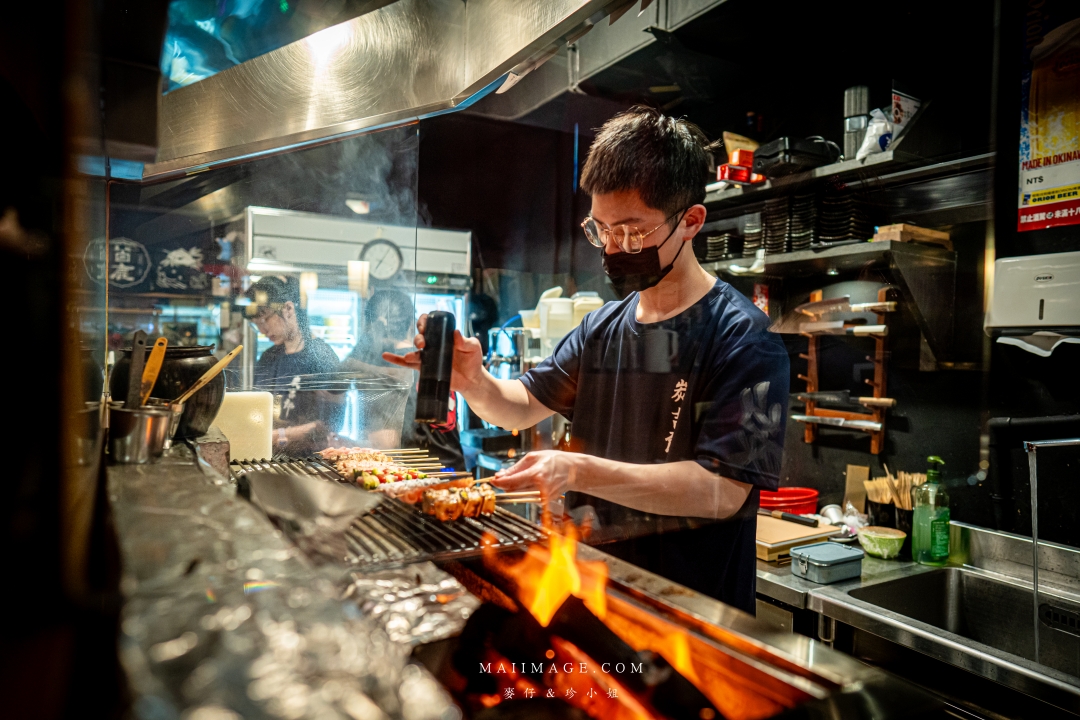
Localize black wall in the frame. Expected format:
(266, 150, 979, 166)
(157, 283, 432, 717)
(418, 113, 590, 274)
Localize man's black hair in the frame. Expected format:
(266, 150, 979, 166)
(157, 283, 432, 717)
(365, 289, 415, 340)
(580, 105, 711, 219)
(245, 275, 311, 337)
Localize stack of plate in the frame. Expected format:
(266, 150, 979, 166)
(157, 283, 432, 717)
(789, 192, 817, 251)
(816, 187, 872, 245)
(762, 197, 791, 255)
(702, 232, 743, 262)
(738, 229, 764, 257)
(742, 216, 763, 258)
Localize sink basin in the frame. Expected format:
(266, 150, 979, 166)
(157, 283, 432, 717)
(849, 568, 1080, 678)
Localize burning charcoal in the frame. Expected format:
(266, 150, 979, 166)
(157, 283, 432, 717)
(474, 698, 590, 720)
(643, 652, 722, 720)
(548, 596, 653, 694)
(548, 596, 721, 718)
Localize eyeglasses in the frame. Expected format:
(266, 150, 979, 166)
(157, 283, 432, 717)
(580, 211, 684, 254)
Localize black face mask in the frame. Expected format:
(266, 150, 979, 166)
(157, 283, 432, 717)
(602, 213, 687, 299)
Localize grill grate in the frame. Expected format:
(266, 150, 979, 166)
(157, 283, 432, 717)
(231, 456, 545, 570)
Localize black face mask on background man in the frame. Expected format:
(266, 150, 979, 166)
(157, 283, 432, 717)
(601, 210, 688, 299)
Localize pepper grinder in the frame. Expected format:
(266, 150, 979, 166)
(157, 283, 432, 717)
(415, 311, 455, 423)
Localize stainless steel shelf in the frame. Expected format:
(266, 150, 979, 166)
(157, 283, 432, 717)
(706, 240, 958, 362)
(703, 152, 995, 219)
(704, 151, 896, 206)
(704, 240, 951, 278)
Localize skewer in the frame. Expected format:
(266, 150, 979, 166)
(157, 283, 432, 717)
(496, 491, 541, 498)
(496, 497, 542, 504)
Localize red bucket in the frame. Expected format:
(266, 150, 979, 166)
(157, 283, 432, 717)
(760, 487, 819, 515)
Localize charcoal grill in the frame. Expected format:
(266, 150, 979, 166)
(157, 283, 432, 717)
(231, 456, 545, 571)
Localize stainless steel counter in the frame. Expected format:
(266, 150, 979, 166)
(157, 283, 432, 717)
(108, 446, 941, 719)
(581, 543, 942, 718)
(757, 554, 923, 610)
(755, 525, 1080, 715)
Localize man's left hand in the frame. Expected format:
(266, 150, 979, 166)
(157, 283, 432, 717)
(490, 450, 586, 505)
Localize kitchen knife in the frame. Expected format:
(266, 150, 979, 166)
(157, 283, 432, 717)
(795, 296, 850, 317)
(796, 296, 897, 317)
(758, 509, 819, 527)
(139, 337, 168, 406)
(796, 391, 897, 408)
(791, 414, 883, 431)
(125, 330, 148, 409)
(800, 321, 888, 336)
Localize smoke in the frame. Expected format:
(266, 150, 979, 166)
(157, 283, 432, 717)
(255, 124, 419, 227)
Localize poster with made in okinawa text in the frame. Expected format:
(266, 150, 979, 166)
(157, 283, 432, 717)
(1018, 4, 1080, 231)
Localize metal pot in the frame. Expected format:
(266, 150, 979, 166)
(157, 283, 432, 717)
(110, 344, 226, 439)
(109, 406, 172, 464)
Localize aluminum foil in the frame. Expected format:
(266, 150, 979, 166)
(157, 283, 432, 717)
(109, 450, 462, 720)
(342, 564, 479, 647)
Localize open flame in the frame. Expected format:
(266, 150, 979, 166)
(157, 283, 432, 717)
(483, 524, 608, 626)
(473, 523, 795, 719)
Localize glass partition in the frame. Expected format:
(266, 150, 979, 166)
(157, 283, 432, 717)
(72, 176, 110, 405)
(100, 124, 463, 459)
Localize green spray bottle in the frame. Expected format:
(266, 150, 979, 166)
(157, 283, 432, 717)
(912, 456, 949, 565)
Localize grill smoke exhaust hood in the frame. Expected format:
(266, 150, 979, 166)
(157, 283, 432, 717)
(147, 0, 643, 179)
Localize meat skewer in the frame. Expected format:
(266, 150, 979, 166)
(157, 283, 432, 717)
(422, 484, 498, 520)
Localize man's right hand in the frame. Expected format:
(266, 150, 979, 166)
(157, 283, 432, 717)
(381, 313, 486, 394)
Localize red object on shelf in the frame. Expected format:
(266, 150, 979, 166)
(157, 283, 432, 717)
(718, 164, 751, 183)
(760, 487, 819, 515)
(729, 148, 755, 168)
(717, 159, 767, 185)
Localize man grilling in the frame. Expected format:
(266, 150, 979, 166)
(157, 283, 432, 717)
(385, 107, 789, 614)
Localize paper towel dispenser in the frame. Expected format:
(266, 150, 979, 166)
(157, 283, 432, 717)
(985, 250, 1080, 356)
(985, 250, 1080, 333)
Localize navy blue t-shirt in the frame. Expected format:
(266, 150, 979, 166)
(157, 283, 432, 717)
(520, 279, 789, 613)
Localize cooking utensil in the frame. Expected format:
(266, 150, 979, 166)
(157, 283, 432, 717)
(796, 296, 851, 316)
(125, 330, 148, 408)
(416, 311, 455, 423)
(140, 337, 168, 406)
(796, 296, 897, 317)
(799, 321, 887, 336)
(110, 344, 227, 438)
(755, 515, 840, 562)
(792, 414, 882, 431)
(109, 406, 172, 463)
(172, 345, 242, 405)
(758, 509, 819, 527)
(145, 397, 185, 450)
(796, 391, 897, 409)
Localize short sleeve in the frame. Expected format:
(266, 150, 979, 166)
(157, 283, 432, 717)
(693, 335, 790, 490)
(519, 320, 587, 419)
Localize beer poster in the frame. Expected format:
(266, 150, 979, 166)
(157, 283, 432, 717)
(1018, 6, 1080, 232)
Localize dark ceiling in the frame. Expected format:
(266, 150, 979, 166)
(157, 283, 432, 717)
(496, 0, 997, 152)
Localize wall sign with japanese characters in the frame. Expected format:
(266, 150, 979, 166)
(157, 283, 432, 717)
(83, 237, 151, 289)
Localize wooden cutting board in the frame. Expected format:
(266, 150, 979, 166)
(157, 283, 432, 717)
(756, 515, 840, 562)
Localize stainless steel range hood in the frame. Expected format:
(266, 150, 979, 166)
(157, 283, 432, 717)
(146, 0, 634, 180)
